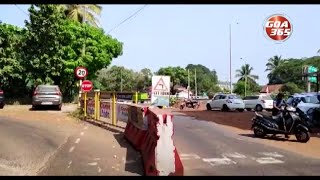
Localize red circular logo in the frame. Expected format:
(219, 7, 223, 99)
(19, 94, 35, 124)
(81, 80, 93, 92)
(264, 14, 293, 42)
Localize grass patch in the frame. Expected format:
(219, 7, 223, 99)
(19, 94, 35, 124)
(68, 107, 85, 121)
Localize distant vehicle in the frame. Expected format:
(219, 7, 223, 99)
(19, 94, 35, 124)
(0, 89, 4, 109)
(206, 93, 245, 112)
(243, 94, 274, 112)
(32, 85, 63, 110)
(286, 93, 320, 114)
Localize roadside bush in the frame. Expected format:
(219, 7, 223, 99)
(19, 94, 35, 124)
(170, 96, 178, 106)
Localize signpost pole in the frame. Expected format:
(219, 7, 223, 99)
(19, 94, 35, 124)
(84, 92, 87, 118)
(112, 92, 117, 125)
(78, 79, 83, 107)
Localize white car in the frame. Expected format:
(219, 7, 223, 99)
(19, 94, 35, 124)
(206, 94, 245, 112)
(243, 94, 274, 112)
(287, 93, 320, 114)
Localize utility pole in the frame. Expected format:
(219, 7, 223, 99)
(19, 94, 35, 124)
(195, 69, 197, 98)
(229, 23, 232, 94)
(187, 69, 190, 99)
(78, 6, 87, 107)
(120, 69, 123, 92)
(307, 81, 311, 93)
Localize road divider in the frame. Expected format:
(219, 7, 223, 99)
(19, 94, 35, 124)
(81, 90, 184, 176)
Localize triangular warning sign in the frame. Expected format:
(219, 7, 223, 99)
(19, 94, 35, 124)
(154, 77, 168, 91)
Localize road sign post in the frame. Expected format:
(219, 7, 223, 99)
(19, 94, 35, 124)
(151, 76, 171, 107)
(75, 67, 89, 107)
(81, 80, 93, 92)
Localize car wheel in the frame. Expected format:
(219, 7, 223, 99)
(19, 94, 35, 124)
(206, 104, 212, 111)
(222, 104, 229, 112)
(56, 104, 62, 111)
(0, 103, 4, 109)
(255, 105, 263, 112)
(32, 105, 37, 110)
(246, 108, 252, 111)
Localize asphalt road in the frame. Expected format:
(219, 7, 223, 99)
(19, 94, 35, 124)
(0, 114, 142, 176)
(172, 113, 320, 176)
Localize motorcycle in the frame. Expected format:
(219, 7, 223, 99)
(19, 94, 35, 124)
(251, 101, 310, 143)
(180, 99, 200, 110)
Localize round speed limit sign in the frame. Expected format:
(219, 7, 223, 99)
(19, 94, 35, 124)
(75, 66, 88, 79)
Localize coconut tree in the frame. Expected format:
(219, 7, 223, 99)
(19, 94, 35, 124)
(265, 55, 287, 72)
(265, 55, 287, 84)
(60, 4, 102, 27)
(235, 64, 259, 96)
(235, 64, 259, 83)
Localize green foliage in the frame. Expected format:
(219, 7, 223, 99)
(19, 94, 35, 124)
(1, 4, 123, 102)
(23, 4, 67, 86)
(96, 66, 150, 92)
(169, 96, 178, 106)
(0, 23, 28, 97)
(265, 55, 320, 92)
(156, 66, 188, 87)
(185, 64, 219, 95)
(233, 80, 260, 97)
(61, 4, 102, 27)
(279, 82, 303, 96)
(235, 64, 259, 82)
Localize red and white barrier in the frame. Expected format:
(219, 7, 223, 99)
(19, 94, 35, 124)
(124, 106, 148, 151)
(124, 106, 184, 176)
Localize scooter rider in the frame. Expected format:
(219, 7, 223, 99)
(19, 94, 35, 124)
(272, 93, 290, 138)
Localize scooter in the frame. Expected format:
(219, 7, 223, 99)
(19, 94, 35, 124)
(180, 99, 200, 110)
(251, 102, 310, 143)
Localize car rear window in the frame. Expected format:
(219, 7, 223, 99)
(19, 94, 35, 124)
(302, 95, 320, 104)
(261, 95, 273, 100)
(38, 86, 59, 92)
(228, 95, 241, 99)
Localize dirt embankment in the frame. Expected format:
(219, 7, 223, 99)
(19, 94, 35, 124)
(173, 104, 320, 159)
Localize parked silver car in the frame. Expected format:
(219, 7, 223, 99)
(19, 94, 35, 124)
(32, 85, 62, 110)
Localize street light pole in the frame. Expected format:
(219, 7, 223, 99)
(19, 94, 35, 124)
(229, 22, 239, 94)
(229, 24, 232, 94)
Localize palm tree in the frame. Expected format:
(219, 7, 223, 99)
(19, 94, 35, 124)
(265, 55, 286, 72)
(235, 64, 259, 83)
(60, 4, 102, 27)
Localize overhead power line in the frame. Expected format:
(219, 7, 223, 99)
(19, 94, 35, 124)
(14, 4, 29, 17)
(107, 5, 148, 34)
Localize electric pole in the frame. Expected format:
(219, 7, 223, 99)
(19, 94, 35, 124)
(187, 69, 190, 99)
(120, 69, 123, 92)
(195, 69, 197, 98)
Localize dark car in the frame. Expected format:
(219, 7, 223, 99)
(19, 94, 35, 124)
(32, 85, 63, 110)
(0, 89, 4, 109)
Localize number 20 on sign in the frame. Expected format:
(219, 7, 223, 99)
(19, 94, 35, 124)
(264, 14, 293, 42)
(75, 66, 88, 79)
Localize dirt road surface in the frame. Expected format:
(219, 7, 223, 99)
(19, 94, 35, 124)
(0, 104, 142, 176)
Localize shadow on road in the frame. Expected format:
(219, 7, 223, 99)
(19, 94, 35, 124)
(29, 106, 61, 111)
(83, 119, 124, 134)
(239, 133, 299, 143)
(113, 133, 144, 176)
